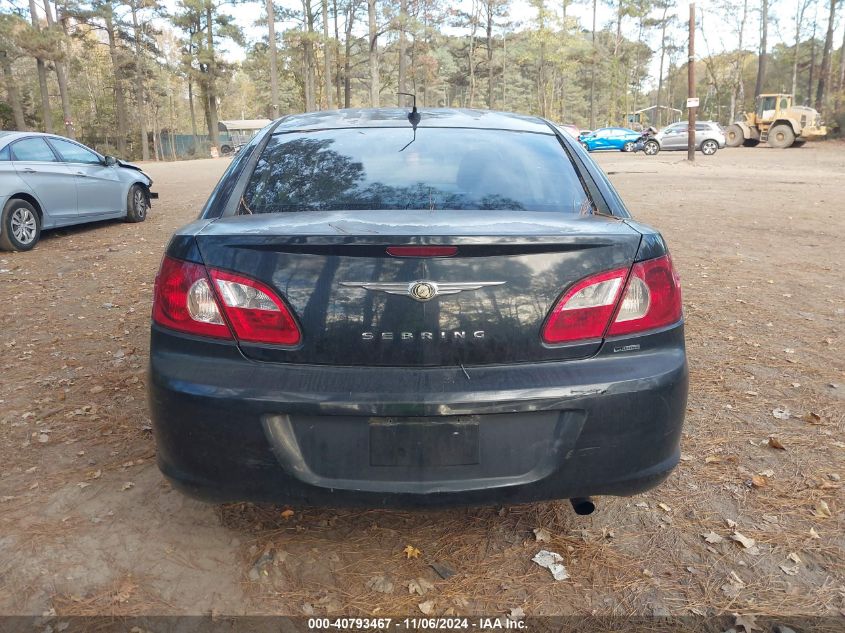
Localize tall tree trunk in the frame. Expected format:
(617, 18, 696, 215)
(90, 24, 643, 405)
(808, 21, 817, 103)
(188, 75, 199, 146)
(344, 0, 354, 107)
(485, 4, 494, 109)
(333, 0, 342, 106)
(754, 0, 768, 97)
(205, 2, 220, 150)
(43, 0, 74, 138)
(836, 20, 845, 110)
(130, 0, 149, 160)
(397, 0, 407, 103)
(589, 0, 596, 129)
(1, 56, 27, 130)
(105, 13, 128, 155)
(368, 0, 379, 106)
(302, 0, 316, 111)
(814, 0, 836, 111)
(266, 0, 280, 117)
(656, 6, 668, 126)
(322, 0, 333, 108)
(28, 0, 54, 132)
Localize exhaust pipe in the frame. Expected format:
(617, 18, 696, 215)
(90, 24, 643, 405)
(569, 497, 596, 515)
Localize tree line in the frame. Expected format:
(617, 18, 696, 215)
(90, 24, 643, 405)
(0, 0, 843, 160)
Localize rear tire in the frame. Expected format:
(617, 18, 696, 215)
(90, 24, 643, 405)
(0, 198, 41, 252)
(791, 140, 806, 148)
(623, 141, 635, 152)
(643, 140, 660, 155)
(125, 184, 148, 223)
(725, 124, 744, 147)
(700, 139, 718, 155)
(768, 124, 795, 148)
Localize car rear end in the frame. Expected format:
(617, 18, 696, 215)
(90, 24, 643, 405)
(148, 111, 687, 506)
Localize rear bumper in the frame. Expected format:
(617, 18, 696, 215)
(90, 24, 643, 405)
(148, 325, 688, 506)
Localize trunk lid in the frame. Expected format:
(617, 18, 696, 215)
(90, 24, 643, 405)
(195, 211, 642, 366)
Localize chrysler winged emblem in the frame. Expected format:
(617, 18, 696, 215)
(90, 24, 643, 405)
(340, 280, 505, 302)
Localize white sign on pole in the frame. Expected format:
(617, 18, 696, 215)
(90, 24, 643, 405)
(686, 97, 700, 108)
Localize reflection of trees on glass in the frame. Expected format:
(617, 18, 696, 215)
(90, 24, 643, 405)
(239, 129, 578, 214)
(242, 138, 365, 213)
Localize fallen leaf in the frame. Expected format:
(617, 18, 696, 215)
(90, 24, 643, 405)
(280, 509, 295, 520)
(730, 531, 756, 549)
(779, 563, 799, 576)
(418, 600, 435, 615)
(750, 475, 767, 488)
(705, 455, 722, 464)
(508, 607, 525, 621)
(772, 408, 790, 420)
(787, 552, 801, 564)
(809, 527, 820, 539)
(802, 412, 822, 424)
(404, 545, 422, 559)
(720, 571, 745, 598)
(812, 500, 832, 519)
(531, 550, 570, 581)
(408, 578, 435, 596)
(734, 613, 761, 632)
(121, 482, 134, 491)
(366, 575, 394, 594)
(768, 436, 786, 450)
(758, 469, 774, 477)
(657, 502, 671, 512)
(726, 518, 737, 528)
(701, 531, 724, 544)
(533, 527, 551, 542)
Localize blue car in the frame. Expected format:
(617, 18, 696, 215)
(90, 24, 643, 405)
(579, 127, 641, 152)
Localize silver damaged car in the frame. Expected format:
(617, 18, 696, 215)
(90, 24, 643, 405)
(0, 132, 157, 251)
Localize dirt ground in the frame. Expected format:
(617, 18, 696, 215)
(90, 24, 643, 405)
(1, 143, 843, 622)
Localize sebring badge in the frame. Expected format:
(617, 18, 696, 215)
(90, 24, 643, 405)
(340, 280, 505, 302)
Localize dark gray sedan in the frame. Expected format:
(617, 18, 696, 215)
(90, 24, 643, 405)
(149, 108, 687, 510)
(0, 132, 156, 251)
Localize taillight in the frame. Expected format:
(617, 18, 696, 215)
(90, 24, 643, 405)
(541, 268, 628, 344)
(541, 254, 682, 344)
(607, 254, 682, 336)
(208, 269, 301, 345)
(152, 256, 301, 346)
(152, 256, 232, 339)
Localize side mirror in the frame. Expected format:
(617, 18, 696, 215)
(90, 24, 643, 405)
(103, 155, 117, 166)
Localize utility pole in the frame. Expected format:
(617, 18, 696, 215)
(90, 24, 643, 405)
(266, 0, 279, 118)
(687, 2, 696, 162)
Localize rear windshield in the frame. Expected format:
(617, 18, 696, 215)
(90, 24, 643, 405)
(240, 128, 589, 214)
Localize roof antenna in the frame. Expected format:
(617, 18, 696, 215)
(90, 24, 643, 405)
(398, 92, 421, 127)
(397, 92, 420, 152)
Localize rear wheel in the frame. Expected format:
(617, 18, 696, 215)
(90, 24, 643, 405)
(768, 124, 795, 148)
(700, 139, 718, 155)
(643, 140, 660, 155)
(125, 184, 148, 223)
(725, 124, 744, 147)
(791, 140, 806, 148)
(623, 141, 635, 152)
(0, 198, 41, 252)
